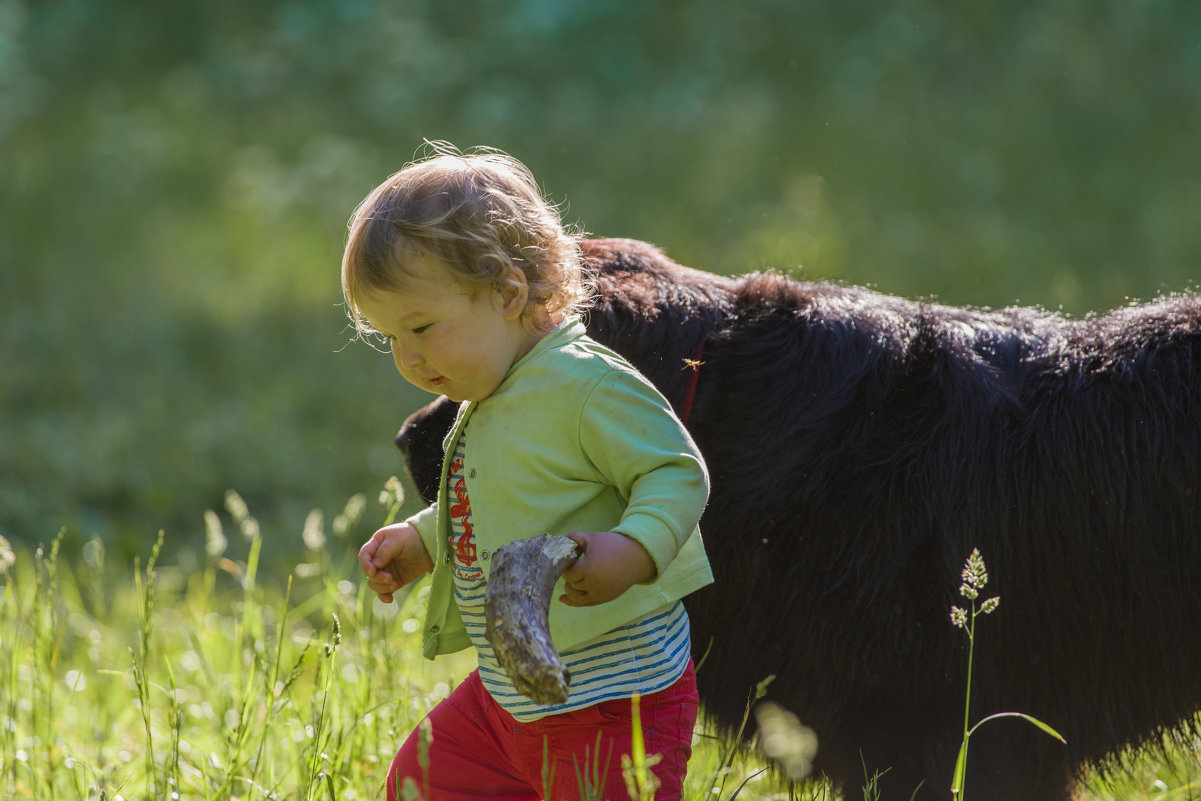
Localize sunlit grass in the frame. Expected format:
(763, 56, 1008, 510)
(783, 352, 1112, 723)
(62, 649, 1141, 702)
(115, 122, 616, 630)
(0, 491, 471, 801)
(0, 496, 1197, 801)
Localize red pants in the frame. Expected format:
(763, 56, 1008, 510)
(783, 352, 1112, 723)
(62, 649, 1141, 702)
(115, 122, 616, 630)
(386, 662, 698, 801)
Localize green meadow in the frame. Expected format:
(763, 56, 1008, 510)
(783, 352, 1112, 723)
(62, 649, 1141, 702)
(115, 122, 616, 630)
(2, 492, 1199, 800)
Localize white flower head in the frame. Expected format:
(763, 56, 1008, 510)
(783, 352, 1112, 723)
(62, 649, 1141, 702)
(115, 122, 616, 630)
(755, 701, 818, 780)
(379, 476, 405, 509)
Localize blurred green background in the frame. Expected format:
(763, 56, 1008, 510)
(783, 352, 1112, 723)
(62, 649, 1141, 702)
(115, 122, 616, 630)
(3, 0, 1200, 561)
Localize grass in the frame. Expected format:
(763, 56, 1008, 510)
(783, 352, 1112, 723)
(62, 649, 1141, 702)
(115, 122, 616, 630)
(0, 493, 1197, 801)
(948, 549, 1064, 800)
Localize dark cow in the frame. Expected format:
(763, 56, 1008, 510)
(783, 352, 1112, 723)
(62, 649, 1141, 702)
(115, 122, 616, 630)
(394, 238, 1201, 801)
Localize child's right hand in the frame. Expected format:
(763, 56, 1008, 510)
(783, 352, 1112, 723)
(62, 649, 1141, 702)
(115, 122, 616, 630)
(358, 523, 434, 603)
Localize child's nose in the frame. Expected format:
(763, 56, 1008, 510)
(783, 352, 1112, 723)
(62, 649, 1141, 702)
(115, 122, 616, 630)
(392, 341, 421, 371)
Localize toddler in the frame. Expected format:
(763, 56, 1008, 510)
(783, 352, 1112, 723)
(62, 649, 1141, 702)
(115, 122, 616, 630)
(342, 143, 712, 801)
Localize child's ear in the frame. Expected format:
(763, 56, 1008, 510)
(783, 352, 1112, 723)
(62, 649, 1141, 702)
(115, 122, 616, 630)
(493, 268, 530, 319)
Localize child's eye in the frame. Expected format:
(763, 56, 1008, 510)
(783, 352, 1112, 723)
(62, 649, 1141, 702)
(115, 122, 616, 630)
(412, 324, 431, 335)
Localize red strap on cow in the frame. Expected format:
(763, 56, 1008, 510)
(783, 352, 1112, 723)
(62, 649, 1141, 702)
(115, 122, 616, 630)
(679, 343, 705, 425)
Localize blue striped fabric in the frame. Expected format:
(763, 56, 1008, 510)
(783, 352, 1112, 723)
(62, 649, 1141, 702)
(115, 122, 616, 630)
(447, 436, 692, 722)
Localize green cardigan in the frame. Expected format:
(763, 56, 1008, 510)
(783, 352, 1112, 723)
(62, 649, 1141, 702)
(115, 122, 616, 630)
(407, 319, 713, 659)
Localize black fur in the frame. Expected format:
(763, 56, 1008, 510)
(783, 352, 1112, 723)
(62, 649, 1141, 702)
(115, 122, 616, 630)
(394, 238, 1201, 801)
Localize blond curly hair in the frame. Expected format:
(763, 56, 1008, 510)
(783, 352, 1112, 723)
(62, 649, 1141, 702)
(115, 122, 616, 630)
(342, 142, 591, 337)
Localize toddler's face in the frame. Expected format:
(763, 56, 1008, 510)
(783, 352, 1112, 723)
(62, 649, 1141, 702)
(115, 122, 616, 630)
(356, 254, 537, 403)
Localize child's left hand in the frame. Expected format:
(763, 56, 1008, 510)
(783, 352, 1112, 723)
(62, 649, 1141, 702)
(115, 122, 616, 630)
(559, 531, 657, 607)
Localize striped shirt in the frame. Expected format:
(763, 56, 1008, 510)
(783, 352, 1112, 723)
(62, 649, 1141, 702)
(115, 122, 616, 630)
(447, 434, 692, 722)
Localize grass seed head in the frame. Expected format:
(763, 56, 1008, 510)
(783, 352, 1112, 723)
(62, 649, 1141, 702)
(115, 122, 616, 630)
(960, 548, 989, 598)
(204, 510, 227, 557)
(950, 606, 969, 629)
(302, 510, 326, 551)
(0, 534, 14, 575)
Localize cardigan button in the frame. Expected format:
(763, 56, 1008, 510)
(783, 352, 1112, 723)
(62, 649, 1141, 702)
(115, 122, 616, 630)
(481, 549, 490, 560)
(468, 468, 477, 479)
(428, 625, 440, 633)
